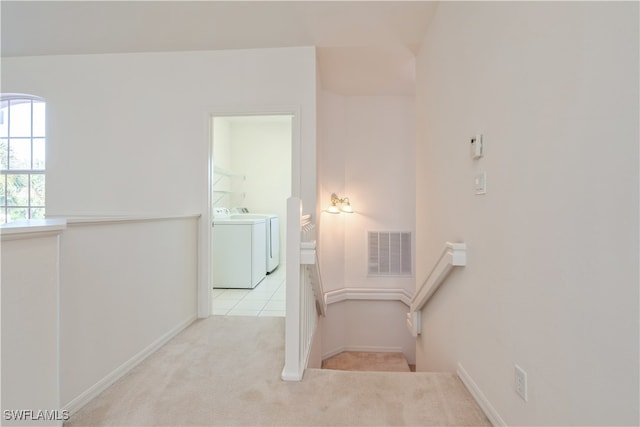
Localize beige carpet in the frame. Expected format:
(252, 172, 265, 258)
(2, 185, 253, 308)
(322, 352, 411, 372)
(66, 316, 490, 426)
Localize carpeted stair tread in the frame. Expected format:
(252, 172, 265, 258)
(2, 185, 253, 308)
(322, 351, 412, 372)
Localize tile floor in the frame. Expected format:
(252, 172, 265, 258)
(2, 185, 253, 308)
(211, 265, 285, 317)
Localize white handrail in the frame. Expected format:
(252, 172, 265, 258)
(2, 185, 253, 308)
(311, 252, 326, 316)
(406, 242, 466, 337)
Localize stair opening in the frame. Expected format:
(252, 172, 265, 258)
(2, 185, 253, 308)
(321, 351, 414, 372)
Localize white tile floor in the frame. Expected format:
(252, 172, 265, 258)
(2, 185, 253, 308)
(211, 265, 285, 317)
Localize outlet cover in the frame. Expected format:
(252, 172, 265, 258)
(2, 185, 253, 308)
(515, 364, 528, 401)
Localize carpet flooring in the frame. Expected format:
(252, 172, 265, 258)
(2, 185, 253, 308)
(66, 316, 490, 426)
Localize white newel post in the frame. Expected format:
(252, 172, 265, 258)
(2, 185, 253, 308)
(282, 197, 303, 380)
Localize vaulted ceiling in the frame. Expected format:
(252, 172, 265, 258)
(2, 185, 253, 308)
(1, 1, 437, 96)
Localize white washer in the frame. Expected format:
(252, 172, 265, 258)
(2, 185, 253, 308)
(231, 208, 280, 274)
(212, 208, 266, 289)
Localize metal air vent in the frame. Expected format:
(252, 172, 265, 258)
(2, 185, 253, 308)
(368, 231, 412, 276)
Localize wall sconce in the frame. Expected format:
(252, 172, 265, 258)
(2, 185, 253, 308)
(327, 193, 354, 214)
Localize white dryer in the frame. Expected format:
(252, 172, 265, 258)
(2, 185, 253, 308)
(212, 208, 266, 289)
(231, 208, 280, 273)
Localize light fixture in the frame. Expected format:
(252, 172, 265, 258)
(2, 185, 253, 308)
(328, 193, 354, 214)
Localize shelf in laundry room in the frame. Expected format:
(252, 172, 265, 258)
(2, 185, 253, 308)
(213, 165, 245, 179)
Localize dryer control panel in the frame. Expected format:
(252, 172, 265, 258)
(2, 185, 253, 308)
(213, 207, 230, 218)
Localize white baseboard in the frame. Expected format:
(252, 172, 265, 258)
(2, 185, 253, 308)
(456, 362, 507, 427)
(322, 345, 404, 361)
(63, 315, 197, 415)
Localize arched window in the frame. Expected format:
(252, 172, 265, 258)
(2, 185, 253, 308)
(0, 94, 46, 223)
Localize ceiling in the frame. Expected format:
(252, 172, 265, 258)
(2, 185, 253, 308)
(0, 1, 438, 96)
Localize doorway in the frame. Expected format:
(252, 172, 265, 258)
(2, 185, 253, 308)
(209, 114, 293, 317)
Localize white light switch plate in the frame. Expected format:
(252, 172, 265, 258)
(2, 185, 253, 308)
(475, 171, 487, 195)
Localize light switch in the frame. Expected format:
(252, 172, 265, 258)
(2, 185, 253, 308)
(475, 171, 487, 195)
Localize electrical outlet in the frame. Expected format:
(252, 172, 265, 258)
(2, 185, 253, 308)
(515, 364, 528, 402)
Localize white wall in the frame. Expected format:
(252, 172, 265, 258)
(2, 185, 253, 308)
(320, 300, 416, 365)
(1, 47, 316, 216)
(317, 91, 416, 362)
(415, 2, 639, 425)
(59, 216, 198, 411)
(317, 91, 347, 290)
(229, 117, 292, 256)
(318, 92, 415, 293)
(342, 96, 415, 293)
(2, 46, 317, 317)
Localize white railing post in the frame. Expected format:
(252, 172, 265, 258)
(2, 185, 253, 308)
(282, 197, 303, 381)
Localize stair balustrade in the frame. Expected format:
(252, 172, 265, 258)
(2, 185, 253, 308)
(282, 197, 325, 381)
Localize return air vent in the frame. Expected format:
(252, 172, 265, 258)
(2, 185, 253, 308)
(368, 231, 412, 276)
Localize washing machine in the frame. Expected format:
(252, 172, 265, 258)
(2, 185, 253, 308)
(212, 208, 266, 288)
(231, 208, 280, 273)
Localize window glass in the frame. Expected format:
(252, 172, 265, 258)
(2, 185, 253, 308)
(0, 111, 7, 138)
(6, 207, 27, 223)
(8, 102, 31, 137)
(9, 138, 31, 170)
(32, 102, 46, 137)
(30, 207, 45, 219)
(0, 139, 7, 170)
(30, 174, 45, 206)
(32, 138, 45, 169)
(6, 174, 29, 206)
(0, 175, 5, 206)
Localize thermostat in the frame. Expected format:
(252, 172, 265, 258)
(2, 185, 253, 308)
(470, 134, 484, 159)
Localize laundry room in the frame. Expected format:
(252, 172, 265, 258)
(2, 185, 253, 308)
(211, 114, 292, 312)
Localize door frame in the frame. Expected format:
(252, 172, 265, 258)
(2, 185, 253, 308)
(198, 105, 300, 318)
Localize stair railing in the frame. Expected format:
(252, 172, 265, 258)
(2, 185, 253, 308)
(406, 242, 467, 337)
(282, 197, 325, 381)
(300, 216, 326, 316)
